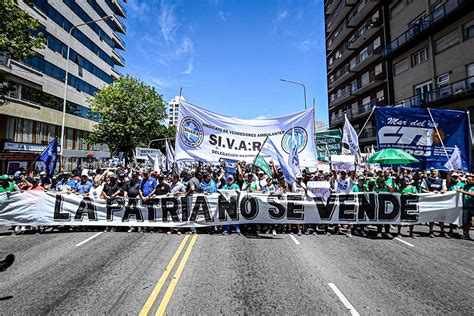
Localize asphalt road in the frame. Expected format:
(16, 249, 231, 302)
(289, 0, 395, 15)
(0, 226, 472, 315)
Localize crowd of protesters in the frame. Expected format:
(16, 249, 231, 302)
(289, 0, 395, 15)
(1, 160, 473, 240)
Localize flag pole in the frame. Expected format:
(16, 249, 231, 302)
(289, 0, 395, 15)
(427, 108, 453, 170)
(252, 136, 269, 165)
(357, 106, 377, 137)
(26, 137, 57, 176)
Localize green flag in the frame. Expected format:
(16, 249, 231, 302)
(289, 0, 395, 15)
(146, 153, 155, 165)
(254, 154, 273, 177)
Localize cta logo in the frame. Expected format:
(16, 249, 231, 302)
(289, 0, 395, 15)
(281, 127, 308, 154)
(179, 117, 204, 148)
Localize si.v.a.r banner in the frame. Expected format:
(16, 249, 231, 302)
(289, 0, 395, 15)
(174, 100, 318, 166)
(0, 191, 462, 227)
(375, 107, 471, 171)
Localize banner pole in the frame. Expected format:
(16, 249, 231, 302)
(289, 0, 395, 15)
(252, 136, 269, 165)
(427, 108, 453, 170)
(357, 106, 376, 137)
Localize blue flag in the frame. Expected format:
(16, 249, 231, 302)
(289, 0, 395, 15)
(261, 138, 296, 185)
(37, 138, 58, 178)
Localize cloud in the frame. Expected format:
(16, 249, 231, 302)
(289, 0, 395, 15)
(293, 40, 314, 51)
(253, 114, 271, 120)
(159, 1, 179, 43)
(176, 37, 194, 55)
(182, 58, 194, 75)
(128, 0, 150, 21)
(276, 9, 288, 22)
(218, 11, 230, 21)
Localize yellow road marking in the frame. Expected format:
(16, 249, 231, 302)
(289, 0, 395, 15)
(155, 234, 198, 316)
(139, 235, 190, 316)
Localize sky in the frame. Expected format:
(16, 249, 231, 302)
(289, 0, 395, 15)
(121, 0, 328, 124)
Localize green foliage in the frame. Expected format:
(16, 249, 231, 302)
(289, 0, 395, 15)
(87, 76, 171, 160)
(0, 0, 45, 105)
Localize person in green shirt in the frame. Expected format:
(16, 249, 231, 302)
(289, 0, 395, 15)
(0, 174, 18, 193)
(447, 172, 464, 236)
(457, 175, 474, 240)
(352, 176, 367, 193)
(222, 175, 241, 235)
(241, 173, 260, 192)
(397, 177, 417, 238)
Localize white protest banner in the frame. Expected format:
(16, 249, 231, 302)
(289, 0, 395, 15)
(135, 147, 165, 160)
(306, 181, 331, 201)
(174, 100, 318, 166)
(0, 191, 462, 226)
(331, 155, 355, 171)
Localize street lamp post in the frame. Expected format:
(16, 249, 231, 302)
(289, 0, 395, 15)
(59, 15, 113, 171)
(280, 78, 307, 110)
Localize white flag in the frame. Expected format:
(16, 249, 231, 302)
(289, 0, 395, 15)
(444, 145, 462, 171)
(154, 154, 161, 173)
(261, 138, 296, 185)
(342, 115, 359, 156)
(288, 128, 300, 176)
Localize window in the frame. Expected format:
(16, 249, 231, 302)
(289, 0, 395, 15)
(414, 80, 432, 99)
(390, 1, 404, 19)
(373, 37, 381, 49)
(435, 30, 460, 53)
(376, 90, 385, 101)
(411, 46, 429, 66)
(468, 63, 474, 77)
(437, 73, 450, 87)
(394, 58, 409, 75)
(362, 96, 371, 106)
(375, 63, 383, 76)
(361, 72, 370, 86)
(464, 20, 474, 40)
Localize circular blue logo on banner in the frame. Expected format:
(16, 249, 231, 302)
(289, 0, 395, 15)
(179, 117, 204, 148)
(281, 127, 308, 154)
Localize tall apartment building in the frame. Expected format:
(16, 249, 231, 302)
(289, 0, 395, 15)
(383, 0, 474, 113)
(0, 0, 127, 173)
(168, 96, 185, 127)
(325, 0, 388, 153)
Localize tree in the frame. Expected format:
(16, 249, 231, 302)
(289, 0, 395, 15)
(0, 0, 45, 105)
(87, 76, 171, 162)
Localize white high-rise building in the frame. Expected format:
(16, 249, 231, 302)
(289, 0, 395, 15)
(168, 96, 185, 127)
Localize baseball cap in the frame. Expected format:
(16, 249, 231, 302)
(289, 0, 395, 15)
(452, 172, 460, 177)
(40, 171, 46, 176)
(227, 175, 234, 180)
(357, 176, 365, 181)
(0, 174, 9, 180)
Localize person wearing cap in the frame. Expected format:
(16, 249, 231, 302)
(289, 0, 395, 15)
(257, 170, 267, 189)
(200, 172, 217, 194)
(456, 175, 474, 240)
(102, 174, 120, 199)
(39, 171, 51, 190)
(352, 176, 367, 193)
(333, 170, 354, 194)
(396, 177, 417, 238)
(262, 178, 276, 193)
(74, 174, 92, 196)
(421, 168, 448, 238)
(155, 174, 171, 195)
(112, 173, 129, 199)
(221, 175, 241, 235)
(124, 172, 142, 233)
(242, 173, 260, 192)
(0, 174, 19, 193)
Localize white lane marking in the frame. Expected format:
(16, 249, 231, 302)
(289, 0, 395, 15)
(394, 237, 415, 247)
(75, 232, 103, 247)
(289, 234, 301, 245)
(328, 283, 360, 316)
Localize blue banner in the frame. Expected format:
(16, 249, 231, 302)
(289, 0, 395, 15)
(375, 107, 471, 171)
(36, 138, 58, 178)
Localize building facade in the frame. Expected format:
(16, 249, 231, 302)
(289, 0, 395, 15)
(325, 0, 388, 153)
(324, 0, 474, 156)
(384, 0, 474, 113)
(168, 96, 185, 127)
(0, 0, 127, 173)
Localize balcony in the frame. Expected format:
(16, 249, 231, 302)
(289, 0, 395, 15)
(349, 44, 381, 73)
(327, 0, 357, 33)
(348, 16, 382, 50)
(328, 41, 351, 70)
(347, 0, 378, 28)
(329, 63, 355, 89)
(382, 0, 468, 58)
(325, 0, 338, 16)
(112, 0, 126, 18)
(112, 16, 126, 34)
(327, 20, 352, 52)
(396, 76, 474, 108)
(331, 114, 345, 125)
(111, 67, 123, 80)
(329, 85, 354, 107)
(112, 34, 126, 50)
(352, 71, 384, 96)
(112, 50, 125, 67)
